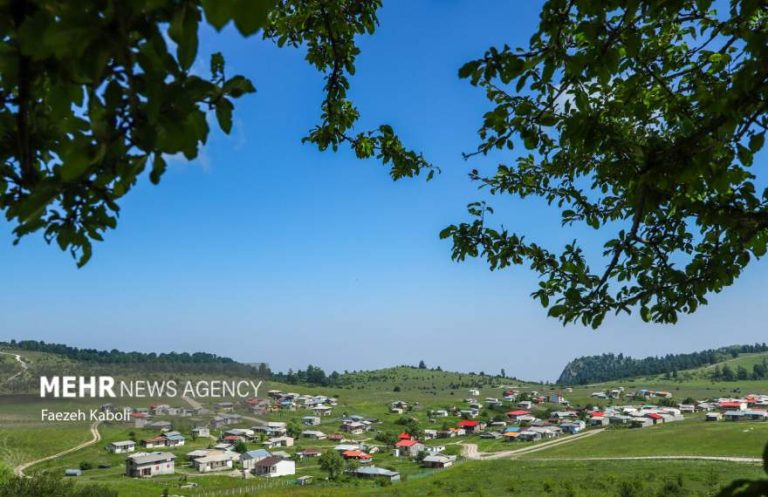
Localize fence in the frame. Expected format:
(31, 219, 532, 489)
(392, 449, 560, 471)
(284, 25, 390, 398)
(191, 479, 292, 497)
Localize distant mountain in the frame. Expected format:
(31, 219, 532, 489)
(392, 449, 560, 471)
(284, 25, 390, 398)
(556, 343, 768, 385)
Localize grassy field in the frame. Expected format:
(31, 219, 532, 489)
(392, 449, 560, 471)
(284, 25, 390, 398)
(527, 418, 768, 459)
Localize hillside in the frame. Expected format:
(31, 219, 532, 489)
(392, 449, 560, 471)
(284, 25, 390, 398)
(556, 344, 768, 385)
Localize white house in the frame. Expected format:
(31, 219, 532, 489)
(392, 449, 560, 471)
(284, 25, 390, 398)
(302, 416, 321, 426)
(125, 452, 175, 477)
(192, 427, 210, 438)
(301, 430, 327, 440)
(422, 454, 456, 469)
(194, 453, 234, 473)
(253, 456, 295, 477)
(107, 441, 136, 454)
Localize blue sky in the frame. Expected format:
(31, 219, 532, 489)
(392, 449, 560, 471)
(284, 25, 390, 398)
(1, 1, 766, 381)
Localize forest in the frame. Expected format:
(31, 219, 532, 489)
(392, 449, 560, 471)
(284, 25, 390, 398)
(557, 344, 768, 385)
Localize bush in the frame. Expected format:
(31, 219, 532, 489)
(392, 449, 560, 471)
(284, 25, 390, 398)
(78, 462, 92, 471)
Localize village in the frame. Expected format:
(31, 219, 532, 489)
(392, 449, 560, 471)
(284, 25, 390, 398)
(61, 385, 768, 485)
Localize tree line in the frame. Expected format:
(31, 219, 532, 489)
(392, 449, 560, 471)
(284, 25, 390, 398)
(557, 344, 768, 385)
(0, 340, 271, 376)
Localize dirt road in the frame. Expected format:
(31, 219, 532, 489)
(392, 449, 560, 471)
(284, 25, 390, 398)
(529, 455, 763, 463)
(0, 350, 29, 383)
(15, 421, 102, 476)
(462, 429, 604, 460)
(461, 429, 761, 465)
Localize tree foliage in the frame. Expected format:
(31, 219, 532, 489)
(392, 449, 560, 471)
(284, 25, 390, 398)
(557, 343, 768, 384)
(0, 0, 432, 266)
(318, 448, 344, 480)
(0, 473, 117, 497)
(441, 0, 768, 327)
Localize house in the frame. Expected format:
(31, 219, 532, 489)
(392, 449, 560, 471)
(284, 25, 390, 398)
(262, 436, 294, 449)
(422, 454, 456, 469)
(163, 431, 186, 447)
(225, 428, 255, 439)
(312, 405, 333, 416)
(590, 416, 609, 426)
(517, 401, 533, 409)
(706, 412, 723, 422)
(351, 466, 400, 482)
(301, 430, 327, 440)
(214, 401, 234, 412)
(145, 420, 172, 431)
(631, 418, 654, 428)
(549, 393, 567, 405)
(479, 432, 503, 440)
(302, 416, 321, 426)
(125, 452, 176, 477)
(678, 404, 695, 413)
(560, 420, 586, 434)
(394, 439, 425, 457)
(517, 430, 542, 442)
(140, 435, 167, 449)
(743, 410, 768, 421)
(724, 410, 746, 421)
(241, 449, 272, 469)
(424, 445, 446, 455)
(186, 449, 213, 460)
(644, 413, 664, 425)
(194, 453, 234, 473)
(64, 469, 82, 477)
(192, 427, 210, 438)
(507, 410, 530, 421)
(107, 441, 136, 454)
(340, 421, 365, 434)
(253, 456, 296, 477)
(720, 400, 748, 411)
(550, 411, 576, 421)
(297, 448, 322, 459)
(468, 389, 480, 396)
(343, 450, 373, 462)
(529, 426, 562, 439)
(457, 420, 485, 433)
(335, 443, 364, 452)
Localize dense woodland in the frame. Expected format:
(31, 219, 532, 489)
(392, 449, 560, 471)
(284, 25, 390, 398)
(557, 344, 768, 385)
(0, 340, 271, 376)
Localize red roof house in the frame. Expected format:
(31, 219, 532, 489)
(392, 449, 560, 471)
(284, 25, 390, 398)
(342, 450, 372, 460)
(395, 439, 418, 448)
(506, 410, 530, 418)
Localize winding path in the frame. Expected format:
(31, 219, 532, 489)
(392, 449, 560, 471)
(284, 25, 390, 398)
(0, 351, 29, 384)
(14, 421, 102, 477)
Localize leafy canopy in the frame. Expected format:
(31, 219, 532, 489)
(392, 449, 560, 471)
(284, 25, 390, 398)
(442, 0, 768, 327)
(3, 0, 768, 329)
(0, 0, 432, 266)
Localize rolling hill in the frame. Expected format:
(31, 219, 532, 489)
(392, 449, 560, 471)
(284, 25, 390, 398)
(556, 344, 768, 385)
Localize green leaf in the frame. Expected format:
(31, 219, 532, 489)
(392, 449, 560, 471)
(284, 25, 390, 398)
(232, 0, 274, 36)
(223, 75, 256, 97)
(202, 0, 233, 31)
(59, 140, 91, 182)
(150, 155, 167, 185)
(169, 3, 200, 70)
(215, 99, 234, 134)
(749, 133, 765, 153)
